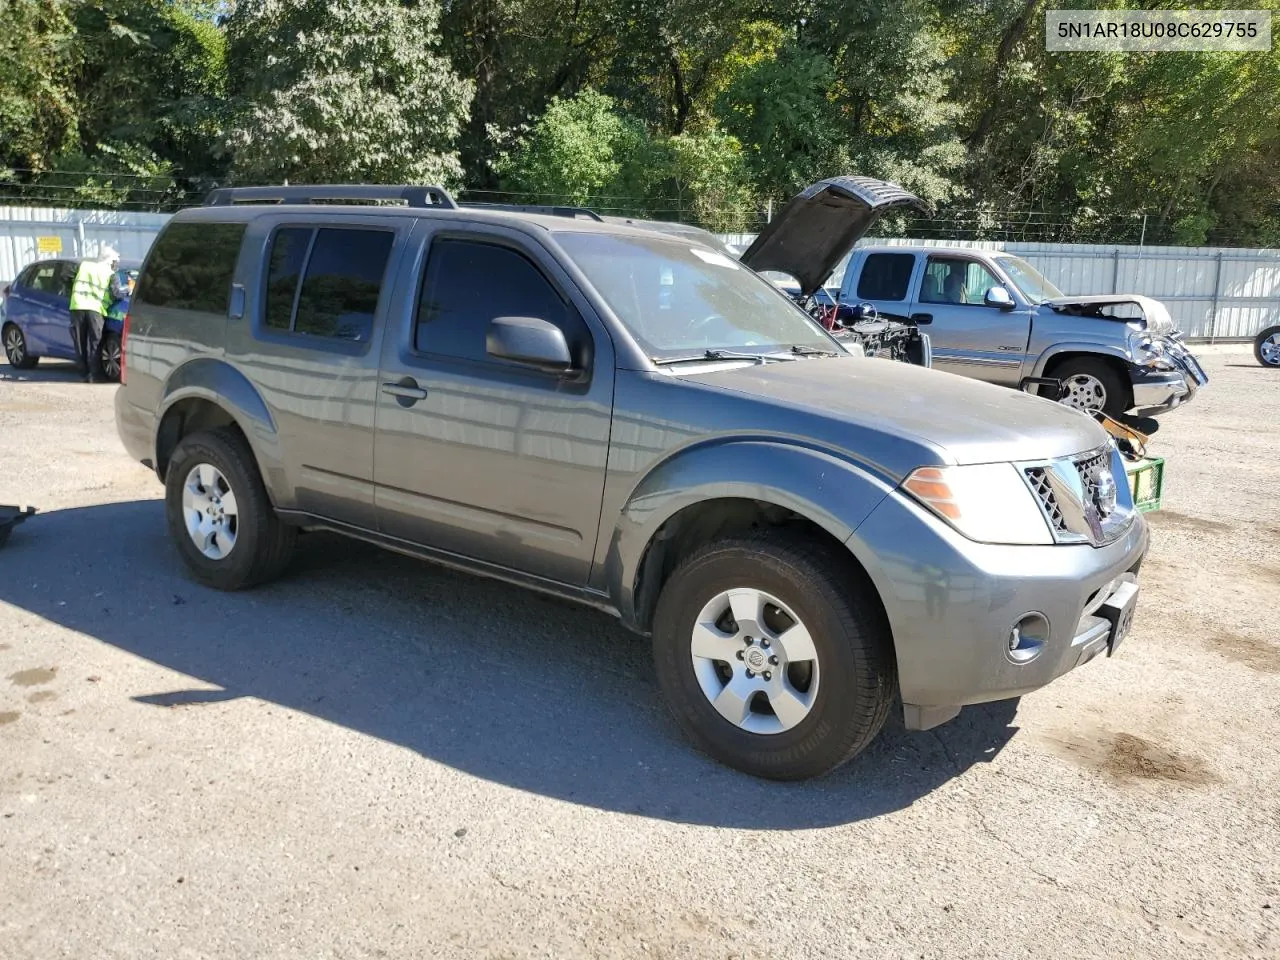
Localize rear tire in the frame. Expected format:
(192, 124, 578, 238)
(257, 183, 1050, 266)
(652, 531, 897, 780)
(165, 427, 296, 590)
(1254, 325, 1280, 367)
(2, 323, 38, 370)
(1048, 356, 1129, 418)
(99, 332, 122, 381)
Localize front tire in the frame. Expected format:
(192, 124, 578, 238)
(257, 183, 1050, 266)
(652, 532, 897, 780)
(164, 427, 296, 590)
(1049, 356, 1129, 418)
(3, 323, 38, 370)
(1255, 325, 1280, 367)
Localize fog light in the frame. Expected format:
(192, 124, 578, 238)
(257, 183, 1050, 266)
(1007, 613, 1050, 664)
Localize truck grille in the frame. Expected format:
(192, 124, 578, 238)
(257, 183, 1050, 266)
(1075, 450, 1111, 507)
(1024, 447, 1113, 538)
(1025, 467, 1067, 532)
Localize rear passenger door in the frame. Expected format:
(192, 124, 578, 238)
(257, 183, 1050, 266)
(11, 261, 66, 355)
(372, 223, 613, 585)
(225, 216, 405, 531)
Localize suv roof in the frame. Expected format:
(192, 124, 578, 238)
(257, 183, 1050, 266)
(191, 184, 701, 245)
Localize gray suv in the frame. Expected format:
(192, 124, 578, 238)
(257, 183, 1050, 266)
(115, 180, 1148, 780)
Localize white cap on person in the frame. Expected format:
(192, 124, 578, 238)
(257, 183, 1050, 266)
(99, 245, 121, 262)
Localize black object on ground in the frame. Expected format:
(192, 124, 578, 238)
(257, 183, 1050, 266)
(0, 505, 36, 547)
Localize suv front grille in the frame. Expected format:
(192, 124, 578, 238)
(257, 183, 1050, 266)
(1075, 450, 1111, 507)
(1025, 467, 1067, 532)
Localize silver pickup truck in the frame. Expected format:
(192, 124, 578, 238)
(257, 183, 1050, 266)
(822, 246, 1208, 418)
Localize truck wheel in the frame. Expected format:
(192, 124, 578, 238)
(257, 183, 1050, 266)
(99, 332, 122, 381)
(1255, 325, 1280, 367)
(3, 323, 38, 370)
(652, 532, 897, 780)
(1049, 357, 1128, 418)
(164, 427, 296, 590)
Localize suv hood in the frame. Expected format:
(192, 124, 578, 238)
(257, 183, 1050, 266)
(680, 358, 1108, 470)
(740, 176, 930, 297)
(1045, 294, 1176, 335)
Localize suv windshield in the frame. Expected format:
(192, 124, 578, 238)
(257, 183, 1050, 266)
(996, 255, 1062, 304)
(556, 232, 837, 359)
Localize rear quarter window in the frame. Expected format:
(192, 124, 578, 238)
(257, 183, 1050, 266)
(135, 221, 246, 312)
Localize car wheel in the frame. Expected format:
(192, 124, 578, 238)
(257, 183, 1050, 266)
(99, 332, 122, 381)
(652, 532, 897, 780)
(164, 427, 297, 590)
(1254, 325, 1280, 368)
(2, 323, 38, 370)
(1049, 357, 1128, 418)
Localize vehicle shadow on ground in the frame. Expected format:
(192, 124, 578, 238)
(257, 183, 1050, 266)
(0, 500, 1021, 829)
(0, 359, 87, 382)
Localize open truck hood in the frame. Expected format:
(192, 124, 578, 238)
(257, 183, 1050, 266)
(740, 176, 930, 297)
(1045, 294, 1176, 336)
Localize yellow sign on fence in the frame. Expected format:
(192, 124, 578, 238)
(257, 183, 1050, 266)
(36, 236, 63, 254)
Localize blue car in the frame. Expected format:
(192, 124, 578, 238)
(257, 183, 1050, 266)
(1, 258, 137, 380)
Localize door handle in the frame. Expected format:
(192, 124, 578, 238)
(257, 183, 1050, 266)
(910, 313, 933, 325)
(381, 379, 428, 403)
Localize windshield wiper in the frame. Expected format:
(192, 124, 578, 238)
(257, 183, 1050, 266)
(652, 349, 796, 366)
(789, 344, 841, 357)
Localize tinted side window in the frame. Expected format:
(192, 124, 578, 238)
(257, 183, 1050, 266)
(414, 239, 585, 364)
(264, 227, 312, 331)
(56, 262, 77, 298)
(135, 221, 245, 312)
(294, 228, 393, 341)
(856, 253, 914, 301)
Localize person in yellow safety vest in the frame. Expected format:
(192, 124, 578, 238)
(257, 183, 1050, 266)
(69, 245, 124, 383)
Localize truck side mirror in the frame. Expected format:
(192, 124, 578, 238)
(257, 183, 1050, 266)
(486, 316, 574, 372)
(984, 286, 1016, 310)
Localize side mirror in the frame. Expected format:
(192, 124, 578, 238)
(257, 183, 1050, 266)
(486, 316, 573, 372)
(984, 286, 1016, 310)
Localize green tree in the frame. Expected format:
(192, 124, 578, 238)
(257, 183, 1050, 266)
(0, 0, 78, 173)
(226, 0, 473, 184)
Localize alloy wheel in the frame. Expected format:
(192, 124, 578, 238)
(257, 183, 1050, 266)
(1060, 373, 1107, 414)
(1261, 334, 1280, 367)
(3, 326, 24, 366)
(101, 339, 122, 380)
(689, 587, 820, 735)
(182, 463, 239, 560)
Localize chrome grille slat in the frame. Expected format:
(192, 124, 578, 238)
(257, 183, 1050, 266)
(1025, 467, 1067, 532)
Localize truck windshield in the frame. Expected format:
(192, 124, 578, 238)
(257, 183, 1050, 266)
(556, 232, 837, 359)
(996, 255, 1062, 304)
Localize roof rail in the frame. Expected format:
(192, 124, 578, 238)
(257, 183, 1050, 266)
(203, 184, 458, 209)
(457, 202, 603, 221)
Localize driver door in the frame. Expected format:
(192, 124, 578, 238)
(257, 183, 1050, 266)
(372, 225, 614, 585)
(912, 256, 1031, 387)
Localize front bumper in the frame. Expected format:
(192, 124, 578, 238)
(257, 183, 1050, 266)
(1128, 345, 1208, 416)
(1130, 370, 1192, 415)
(849, 490, 1149, 727)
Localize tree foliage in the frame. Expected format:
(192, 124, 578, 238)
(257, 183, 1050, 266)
(226, 0, 473, 184)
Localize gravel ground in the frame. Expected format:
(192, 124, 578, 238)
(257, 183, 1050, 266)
(1, 350, 1277, 959)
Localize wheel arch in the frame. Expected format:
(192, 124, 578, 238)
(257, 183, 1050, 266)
(154, 358, 287, 506)
(604, 440, 898, 635)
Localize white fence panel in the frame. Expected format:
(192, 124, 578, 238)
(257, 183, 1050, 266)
(0, 207, 169, 282)
(2, 207, 1277, 341)
(721, 233, 1280, 340)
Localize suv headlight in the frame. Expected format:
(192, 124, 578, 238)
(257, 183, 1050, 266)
(1132, 336, 1177, 371)
(903, 464, 1053, 545)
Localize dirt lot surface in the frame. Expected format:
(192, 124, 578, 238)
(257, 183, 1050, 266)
(2, 350, 1277, 959)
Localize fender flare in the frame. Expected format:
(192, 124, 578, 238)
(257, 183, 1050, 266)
(602, 439, 898, 628)
(156, 358, 288, 504)
(1031, 341, 1135, 379)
